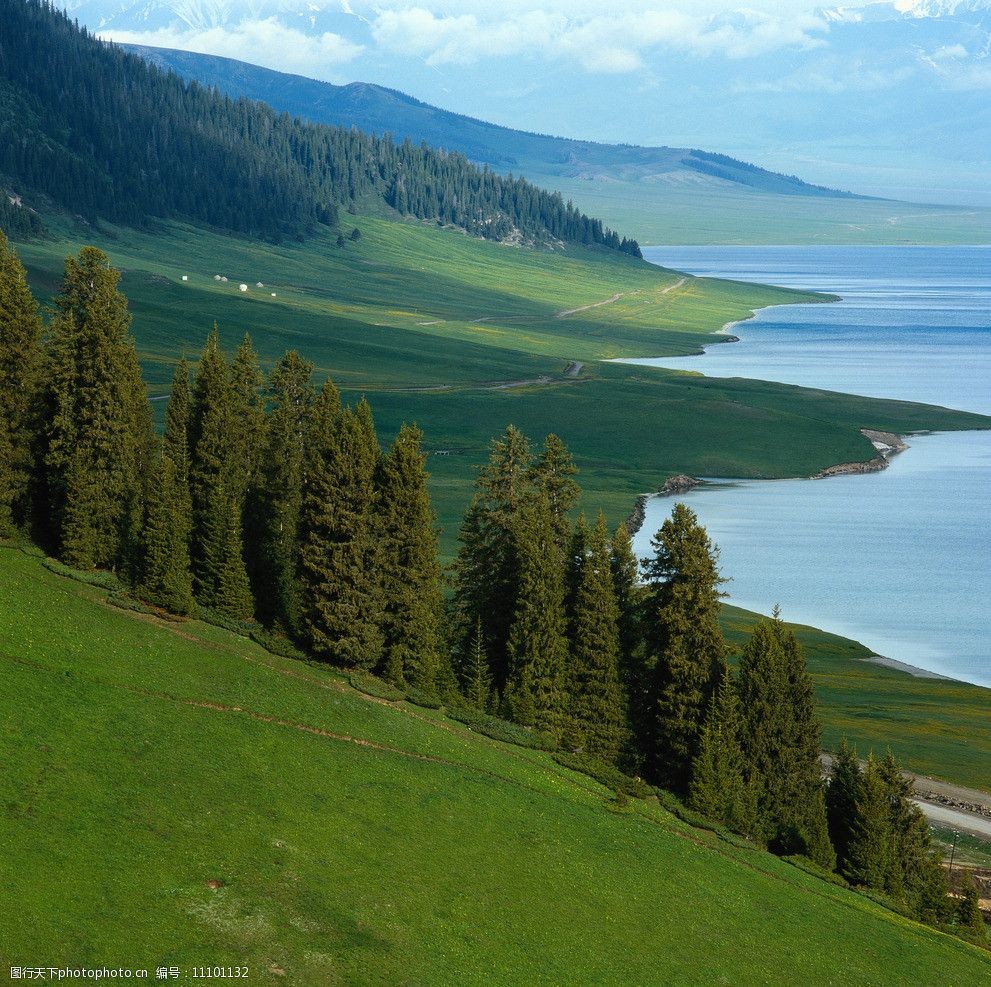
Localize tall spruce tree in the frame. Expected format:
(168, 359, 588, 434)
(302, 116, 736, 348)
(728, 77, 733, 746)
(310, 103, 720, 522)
(534, 433, 579, 555)
(505, 489, 569, 741)
(844, 754, 893, 890)
(256, 351, 314, 634)
(375, 424, 444, 691)
(642, 503, 727, 791)
(299, 385, 382, 667)
(564, 512, 628, 762)
(189, 329, 232, 604)
(956, 873, 986, 937)
(163, 358, 192, 555)
(688, 665, 755, 835)
(0, 231, 43, 533)
(45, 246, 150, 571)
(463, 618, 492, 710)
(139, 447, 195, 615)
(779, 618, 836, 869)
(826, 739, 861, 873)
(451, 425, 533, 694)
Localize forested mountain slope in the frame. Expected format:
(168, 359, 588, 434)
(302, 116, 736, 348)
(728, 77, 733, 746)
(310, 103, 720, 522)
(0, 0, 639, 254)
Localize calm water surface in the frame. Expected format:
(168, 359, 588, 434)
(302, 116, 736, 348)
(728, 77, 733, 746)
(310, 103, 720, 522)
(632, 246, 991, 686)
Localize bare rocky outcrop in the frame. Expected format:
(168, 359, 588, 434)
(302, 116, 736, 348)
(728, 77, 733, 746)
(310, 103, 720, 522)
(813, 429, 909, 478)
(625, 475, 703, 535)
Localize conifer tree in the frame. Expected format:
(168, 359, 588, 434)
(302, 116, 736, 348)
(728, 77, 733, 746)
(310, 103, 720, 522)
(826, 739, 862, 873)
(564, 512, 628, 762)
(212, 491, 255, 621)
(256, 351, 314, 634)
(505, 489, 569, 741)
(188, 327, 232, 604)
(452, 425, 533, 693)
(689, 665, 755, 834)
(375, 424, 444, 690)
(534, 433, 579, 555)
(642, 503, 727, 791)
(299, 385, 382, 666)
(45, 247, 150, 570)
(163, 358, 192, 551)
(0, 231, 43, 533)
(844, 754, 893, 889)
(779, 618, 836, 870)
(611, 521, 648, 766)
(228, 334, 266, 501)
(462, 618, 492, 710)
(139, 448, 195, 615)
(956, 872, 986, 937)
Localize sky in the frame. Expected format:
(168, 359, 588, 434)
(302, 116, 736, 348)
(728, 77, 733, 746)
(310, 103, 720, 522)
(79, 0, 991, 203)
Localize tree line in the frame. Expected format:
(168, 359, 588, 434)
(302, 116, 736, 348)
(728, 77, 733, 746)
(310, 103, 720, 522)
(0, 0, 640, 257)
(0, 234, 981, 943)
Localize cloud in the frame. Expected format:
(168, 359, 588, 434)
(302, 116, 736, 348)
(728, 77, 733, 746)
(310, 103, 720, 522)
(368, 3, 828, 73)
(101, 17, 363, 79)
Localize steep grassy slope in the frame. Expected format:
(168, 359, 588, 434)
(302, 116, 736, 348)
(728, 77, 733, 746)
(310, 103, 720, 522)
(14, 216, 989, 554)
(1, 544, 988, 982)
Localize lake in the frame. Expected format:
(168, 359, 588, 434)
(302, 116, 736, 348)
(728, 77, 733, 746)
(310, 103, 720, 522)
(631, 246, 991, 687)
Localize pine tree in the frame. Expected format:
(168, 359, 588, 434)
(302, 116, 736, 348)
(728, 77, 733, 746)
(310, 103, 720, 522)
(0, 231, 43, 533)
(844, 754, 893, 889)
(163, 358, 192, 555)
(611, 521, 648, 769)
(188, 327, 232, 604)
(451, 425, 533, 694)
(956, 872, 986, 937)
(779, 617, 836, 870)
(375, 424, 444, 691)
(642, 503, 727, 791)
(256, 351, 314, 634)
(228, 334, 265, 501)
(299, 385, 382, 667)
(826, 739, 861, 873)
(689, 665, 755, 835)
(463, 618, 492, 710)
(564, 512, 628, 762)
(212, 492, 255, 621)
(534, 433, 579, 555)
(505, 489, 569, 742)
(45, 246, 150, 571)
(139, 448, 195, 615)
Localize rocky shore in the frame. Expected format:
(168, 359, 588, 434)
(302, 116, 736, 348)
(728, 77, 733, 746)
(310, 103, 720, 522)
(813, 429, 909, 478)
(625, 474, 702, 535)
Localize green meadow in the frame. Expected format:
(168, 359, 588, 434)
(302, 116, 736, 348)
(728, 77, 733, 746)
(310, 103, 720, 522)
(1, 544, 988, 983)
(13, 215, 989, 554)
(531, 175, 991, 246)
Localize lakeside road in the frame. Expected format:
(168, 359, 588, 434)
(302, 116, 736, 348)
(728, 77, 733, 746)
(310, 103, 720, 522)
(917, 802, 991, 840)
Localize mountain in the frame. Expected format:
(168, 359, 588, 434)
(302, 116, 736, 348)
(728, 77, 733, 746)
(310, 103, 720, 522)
(63, 0, 991, 206)
(0, 0, 639, 254)
(123, 44, 864, 201)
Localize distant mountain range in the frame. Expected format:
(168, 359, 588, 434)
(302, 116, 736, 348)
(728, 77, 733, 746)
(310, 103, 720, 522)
(125, 45, 864, 201)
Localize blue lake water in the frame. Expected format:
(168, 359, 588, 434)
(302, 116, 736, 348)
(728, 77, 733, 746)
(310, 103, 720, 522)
(631, 246, 991, 687)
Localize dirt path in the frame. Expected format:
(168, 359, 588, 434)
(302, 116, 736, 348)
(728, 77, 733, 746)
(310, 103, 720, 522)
(661, 276, 687, 294)
(919, 802, 991, 840)
(555, 293, 622, 319)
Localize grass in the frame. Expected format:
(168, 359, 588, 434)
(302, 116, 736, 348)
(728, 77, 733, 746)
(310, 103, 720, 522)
(1, 543, 988, 982)
(13, 215, 989, 555)
(721, 606, 991, 794)
(532, 175, 991, 246)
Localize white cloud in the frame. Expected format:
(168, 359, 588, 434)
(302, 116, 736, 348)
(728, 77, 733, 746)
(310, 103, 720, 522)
(368, 3, 828, 73)
(101, 17, 363, 79)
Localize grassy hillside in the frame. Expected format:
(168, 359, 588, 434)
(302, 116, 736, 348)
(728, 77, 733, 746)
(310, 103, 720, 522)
(14, 215, 989, 554)
(1, 543, 988, 982)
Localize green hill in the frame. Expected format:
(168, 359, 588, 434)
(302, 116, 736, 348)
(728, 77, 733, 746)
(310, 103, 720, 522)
(2, 543, 988, 982)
